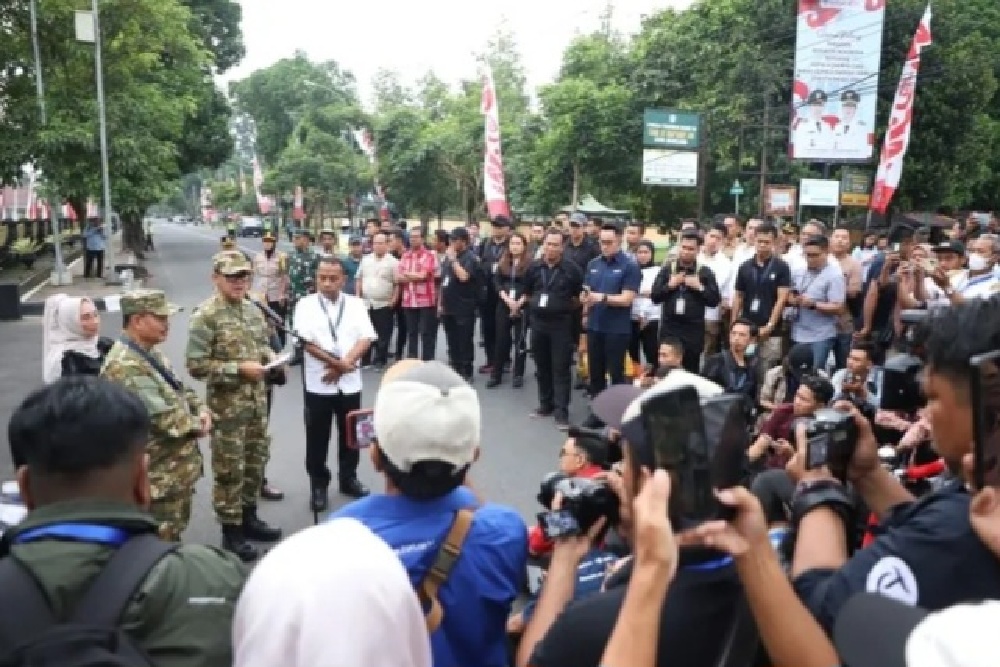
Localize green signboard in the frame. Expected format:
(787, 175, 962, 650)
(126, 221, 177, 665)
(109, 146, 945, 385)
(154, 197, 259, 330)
(643, 109, 701, 150)
(840, 167, 872, 207)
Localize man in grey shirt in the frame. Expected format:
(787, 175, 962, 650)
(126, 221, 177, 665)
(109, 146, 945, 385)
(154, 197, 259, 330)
(787, 235, 846, 370)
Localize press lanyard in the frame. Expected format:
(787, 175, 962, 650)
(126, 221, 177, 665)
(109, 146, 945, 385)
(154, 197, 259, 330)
(15, 523, 132, 547)
(684, 555, 734, 572)
(540, 265, 559, 291)
(959, 273, 995, 294)
(318, 295, 346, 344)
(753, 258, 775, 289)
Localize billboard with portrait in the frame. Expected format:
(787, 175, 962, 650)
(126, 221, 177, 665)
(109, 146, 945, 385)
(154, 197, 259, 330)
(789, 0, 885, 162)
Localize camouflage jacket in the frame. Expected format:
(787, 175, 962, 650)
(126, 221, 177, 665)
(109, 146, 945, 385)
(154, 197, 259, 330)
(288, 248, 319, 300)
(185, 293, 271, 413)
(101, 338, 205, 490)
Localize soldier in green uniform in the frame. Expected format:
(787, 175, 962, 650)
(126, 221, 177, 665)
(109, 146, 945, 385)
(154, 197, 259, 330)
(100, 289, 210, 542)
(287, 228, 318, 365)
(225, 218, 237, 239)
(185, 251, 282, 562)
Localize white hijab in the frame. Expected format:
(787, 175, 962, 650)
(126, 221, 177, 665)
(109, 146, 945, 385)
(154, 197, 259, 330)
(233, 518, 432, 667)
(42, 294, 99, 383)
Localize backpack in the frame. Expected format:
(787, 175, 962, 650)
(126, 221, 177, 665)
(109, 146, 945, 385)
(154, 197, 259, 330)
(0, 533, 178, 667)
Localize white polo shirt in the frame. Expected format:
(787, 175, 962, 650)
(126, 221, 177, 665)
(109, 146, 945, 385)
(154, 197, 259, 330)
(699, 249, 734, 322)
(294, 292, 377, 395)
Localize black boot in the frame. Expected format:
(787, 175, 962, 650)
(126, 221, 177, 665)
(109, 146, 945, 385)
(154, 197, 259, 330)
(222, 525, 259, 562)
(486, 375, 502, 389)
(310, 486, 329, 513)
(260, 478, 284, 501)
(242, 505, 282, 542)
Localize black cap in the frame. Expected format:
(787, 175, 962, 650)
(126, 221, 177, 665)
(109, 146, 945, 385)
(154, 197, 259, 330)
(833, 593, 929, 667)
(591, 385, 645, 431)
(449, 227, 471, 242)
(932, 240, 965, 255)
(807, 89, 828, 105)
(888, 224, 917, 242)
(786, 343, 815, 379)
(841, 90, 861, 104)
(492, 215, 511, 228)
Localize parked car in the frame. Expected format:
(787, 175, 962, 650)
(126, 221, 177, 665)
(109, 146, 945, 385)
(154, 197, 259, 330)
(239, 217, 264, 237)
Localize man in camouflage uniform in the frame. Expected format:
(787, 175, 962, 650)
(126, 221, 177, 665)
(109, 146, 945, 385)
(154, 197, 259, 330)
(186, 251, 282, 562)
(287, 228, 318, 365)
(101, 289, 210, 542)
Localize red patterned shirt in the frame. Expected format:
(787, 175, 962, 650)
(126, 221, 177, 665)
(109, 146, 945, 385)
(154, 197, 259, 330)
(397, 247, 438, 308)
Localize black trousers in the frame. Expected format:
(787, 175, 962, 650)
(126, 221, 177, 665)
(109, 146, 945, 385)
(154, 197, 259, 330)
(480, 293, 499, 367)
(304, 390, 362, 488)
(367, 306, 394, 366)
(532, 320, 574, 420)
(442, 312, 475, 377)
(84, 249, 104, 278)
(629, 320, 660, 370)
(393, 304, 408, 359)
(404, 307, 438, 361)
(492, 303, 527, 380)
(587, 331, 630, 395)
(267, 300, 288, 348)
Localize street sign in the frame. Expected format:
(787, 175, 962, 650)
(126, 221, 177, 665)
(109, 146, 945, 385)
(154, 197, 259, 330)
(643, 109, 701, 150)
(642, 150, 698, 188)
(730, 181, 744, 195)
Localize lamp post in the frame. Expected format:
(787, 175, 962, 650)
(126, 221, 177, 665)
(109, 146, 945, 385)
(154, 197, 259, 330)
(29, 0, 70, 285)
(75, 4, 117, 285)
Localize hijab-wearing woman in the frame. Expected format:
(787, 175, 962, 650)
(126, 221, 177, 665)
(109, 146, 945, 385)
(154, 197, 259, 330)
(629, 240, 661, 370)
(42, 294, 112, 383)
(233, 517, 432, 667)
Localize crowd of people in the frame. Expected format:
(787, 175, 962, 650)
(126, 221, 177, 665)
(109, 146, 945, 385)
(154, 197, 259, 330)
(6, 209, 1000, 667)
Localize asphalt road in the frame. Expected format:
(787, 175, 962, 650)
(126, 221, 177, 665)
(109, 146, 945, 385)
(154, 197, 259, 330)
(1, 223, 590, 549)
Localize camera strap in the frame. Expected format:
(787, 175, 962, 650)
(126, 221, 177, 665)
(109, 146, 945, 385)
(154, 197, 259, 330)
(418, 508, 475, 634)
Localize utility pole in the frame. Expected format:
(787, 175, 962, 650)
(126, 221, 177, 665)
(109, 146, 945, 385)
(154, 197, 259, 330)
(759, 96, 770, 217)
(696, 116, 708, 221)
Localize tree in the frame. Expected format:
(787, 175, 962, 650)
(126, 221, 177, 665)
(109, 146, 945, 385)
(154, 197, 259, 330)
(180, 0, 244, 73)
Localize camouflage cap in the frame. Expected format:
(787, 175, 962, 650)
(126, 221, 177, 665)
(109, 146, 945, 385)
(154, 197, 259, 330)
(120, 288, 179, 317)
(212, 250, 252, 275)
(262, 231, 276, 241)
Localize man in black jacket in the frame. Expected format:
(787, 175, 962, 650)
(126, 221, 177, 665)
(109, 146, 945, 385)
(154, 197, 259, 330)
(650, 231, 721, 373)
(477, 216, 511, 376)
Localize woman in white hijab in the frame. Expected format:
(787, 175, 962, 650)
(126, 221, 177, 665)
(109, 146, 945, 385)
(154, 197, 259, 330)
(42, 294, 111, 383)
(233, 517, 432, 667)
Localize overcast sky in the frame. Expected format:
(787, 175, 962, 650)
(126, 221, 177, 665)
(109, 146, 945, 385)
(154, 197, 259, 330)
(221, 0, 695, 106)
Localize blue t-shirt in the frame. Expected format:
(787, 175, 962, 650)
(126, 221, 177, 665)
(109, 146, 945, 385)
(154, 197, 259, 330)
(332, 487, 528, 667)
(585, 252, 642, 335)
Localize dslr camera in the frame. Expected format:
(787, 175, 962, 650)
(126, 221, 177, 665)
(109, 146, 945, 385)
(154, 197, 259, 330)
(536, 476, 619, 540)
(803, 408, 859, 479)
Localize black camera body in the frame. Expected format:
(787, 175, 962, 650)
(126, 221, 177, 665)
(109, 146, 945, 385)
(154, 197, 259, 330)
(537, 477, 619, 540)
(881, 354, 924, 412)
(804, 408, 858, 478)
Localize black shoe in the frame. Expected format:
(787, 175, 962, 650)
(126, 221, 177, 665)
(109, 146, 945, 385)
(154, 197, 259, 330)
(555, 417, 570, 432)
(242, 506, 282, 542)
(260, 480, 284, 501)
(310, 487, 329, 513)
(512, 376, 524, 388)
(222, 525, 259, 562)
(486, 377, 501, 389)
(339, 478, 370, 499)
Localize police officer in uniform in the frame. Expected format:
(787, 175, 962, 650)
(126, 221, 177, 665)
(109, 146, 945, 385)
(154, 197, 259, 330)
(287, 228, 319, 365)
(317, 227, 338, 258)
(101, 289, 210, 542)
(835, 89, 868, 153)
(794, 89, 834, 153)
(186, 251, 283, 561)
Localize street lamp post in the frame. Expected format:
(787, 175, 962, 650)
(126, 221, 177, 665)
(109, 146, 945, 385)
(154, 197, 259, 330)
(75, 4, 117, 285)
(29, 0, 70, 285)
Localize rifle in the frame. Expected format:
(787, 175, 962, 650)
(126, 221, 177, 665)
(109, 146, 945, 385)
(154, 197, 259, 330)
(246, 296, 344, 363)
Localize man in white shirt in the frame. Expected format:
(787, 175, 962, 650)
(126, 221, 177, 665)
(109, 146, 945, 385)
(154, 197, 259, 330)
(931, 235, 1000, 305)
(731, 217, 761, 267)
(699, 224, 734, 355)
(356, 232, 399, 369)
(294, 256, 377, 510)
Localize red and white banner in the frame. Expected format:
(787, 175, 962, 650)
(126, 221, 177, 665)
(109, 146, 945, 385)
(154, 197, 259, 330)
(293, 185, 305, 221)
(251, 156, 274, 215)
(351, 127, 376, 163)
(870, 4, 932, 215)
(86, 198, 99, 218)
(61, 203, 76, 220)
(24, 170, 38, 219)
(480, 64, 510, 220)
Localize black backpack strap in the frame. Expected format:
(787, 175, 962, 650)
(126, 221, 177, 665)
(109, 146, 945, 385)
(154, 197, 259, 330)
(71, 533, 178, 626)
(0, 556, 58, 645)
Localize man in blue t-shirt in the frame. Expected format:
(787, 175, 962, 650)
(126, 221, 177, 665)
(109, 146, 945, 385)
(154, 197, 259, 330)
(332, 361, 527, 667)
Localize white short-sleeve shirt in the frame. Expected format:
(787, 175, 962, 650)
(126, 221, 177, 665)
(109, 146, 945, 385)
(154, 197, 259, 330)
(294, 292, 377, 395)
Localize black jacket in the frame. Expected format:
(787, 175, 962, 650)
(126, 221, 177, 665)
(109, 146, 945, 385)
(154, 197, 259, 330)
(61, 336, 114, 377)
(650, 262, 721, 332)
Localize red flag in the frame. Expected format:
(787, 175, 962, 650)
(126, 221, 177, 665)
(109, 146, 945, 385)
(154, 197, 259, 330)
(293, 186, 305, 221)
(870, 4, 932, 214)
(481, 64, 510, 220)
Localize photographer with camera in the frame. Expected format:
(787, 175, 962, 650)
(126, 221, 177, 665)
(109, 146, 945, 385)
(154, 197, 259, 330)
(830, 340, 882, 411)
(778, 298, 1000, 635)
(517, 373, 744, 667)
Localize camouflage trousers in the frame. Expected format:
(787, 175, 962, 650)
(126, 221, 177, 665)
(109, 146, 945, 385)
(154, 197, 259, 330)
(151, 492, 194, 542)
(148, 442, 202, 542)
(211, 408, 271, 525)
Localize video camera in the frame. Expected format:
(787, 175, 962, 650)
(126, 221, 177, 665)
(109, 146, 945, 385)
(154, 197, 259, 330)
(802, 408, 859, 480)
(536, 476, 620, 540)
(879, 309, 928, 412)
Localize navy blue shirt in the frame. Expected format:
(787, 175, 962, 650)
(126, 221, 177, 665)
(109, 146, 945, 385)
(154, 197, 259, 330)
(793, 480, 1000, 634)
(584, 252, 642, 335)
(332, 487, 528, 667)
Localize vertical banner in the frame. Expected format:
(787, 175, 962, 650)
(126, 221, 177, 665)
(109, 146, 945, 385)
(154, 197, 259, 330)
(790, 0, 885, 161)
(293, 185, 305, 221)
(481, 63, 510, 220)
(251, 156, 273, 215)
(871, 4, 933, 214)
